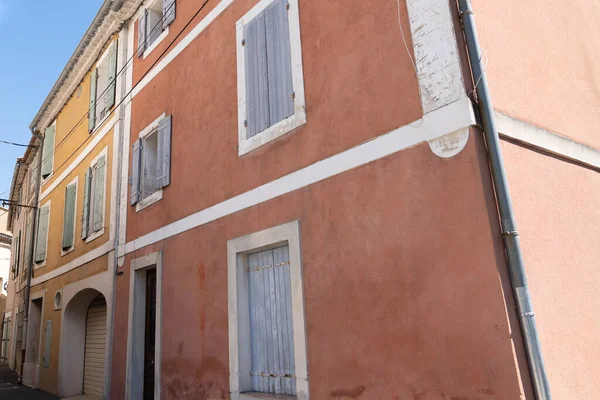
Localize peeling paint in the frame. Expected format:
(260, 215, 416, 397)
(428, 128, 470, 158)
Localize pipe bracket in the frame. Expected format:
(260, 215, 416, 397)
(502, 230, 519, 237)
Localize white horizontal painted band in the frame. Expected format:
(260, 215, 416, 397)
(125, 97, 476, 254)
(40, 115, 117, 201)
(31, 241, 114, 287)
(496, 112, 600, 170)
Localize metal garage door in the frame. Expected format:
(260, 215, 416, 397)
(83, 295, 107, 398)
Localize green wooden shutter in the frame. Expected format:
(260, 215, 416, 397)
(62, 184, 77, 249)
(89, 68, 98, 132)
(43, 320, 52, 369)
(14, 232, 21, 278)
(92, 156, 106, 233)
(24, 216, 32, 270)
(41, 126, 55, 179)
(107, 44, 117, 109)
(82, 169, 92, 239)
(35, 206, 50, 263)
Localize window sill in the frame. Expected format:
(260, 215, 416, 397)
(143, 26, 169, 59)
(91, 111, 114, 135)
(86, 227, 105, 244)
(239, 393, 296, 400)
(61, 246, 75, 257)
(34, 260, 46, 270)
(136, 189, 163, 213)
(238, 109, 306, 156)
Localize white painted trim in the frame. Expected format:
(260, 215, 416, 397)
(85, 146, 109, 244)
(143, 26, 169, 59)
(495, 112, 600, 170)
(228, 220, 309, 400)
(136, 188, 163, 212)
(34, 201, 51, 269)
(39, 115, 117, 201)
(125, 97, 475, 254)
(125, 251, 162, 400)
(139, 112, 166, 139)
(30, 241, 114, 287)
(407, 0, 465, 113)
(61, 176, 79, 256)
(131, 0, 236, 99)
(235, 0, 307, 156)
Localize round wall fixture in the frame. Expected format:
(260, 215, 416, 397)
(54, 290, 63, 310)
(428, 128, 470, 158)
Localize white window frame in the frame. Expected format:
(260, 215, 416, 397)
(34, 200, 51, 269)
(86, 147, 109, 244)
(125, 251, 162, 400)
(236, 0, 307, 157)
(41, 120, 57, 184)
(227, 220, 309, 400)
(140, 0, 170, 59)
(91, 44, 116, 134)
(61, 176, 79, 256)
(135, 113, 166, 213)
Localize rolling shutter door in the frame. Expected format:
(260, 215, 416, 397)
(83, 295, 107, 398)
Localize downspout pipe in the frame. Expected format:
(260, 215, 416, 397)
(458, 1, 551, 399)
(20, 129, 43, 382)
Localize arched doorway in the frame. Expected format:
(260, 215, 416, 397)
(59, 288, 107, 398)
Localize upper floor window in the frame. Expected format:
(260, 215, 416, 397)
(137, 0, 176, 58)
(35, 203, 50, 264)
(89, 43, 117, 132)
(81, 150, 107, 242)
(130, 114, 172, 211)
(236, 0, 306, 156)
(41, 123, 55, 180)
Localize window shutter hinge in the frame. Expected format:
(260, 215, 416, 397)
(242, 39, 245, 46)
(291, 92, 296, 100)
(244, 120, 248, 127)
(286, 2, 290, 10)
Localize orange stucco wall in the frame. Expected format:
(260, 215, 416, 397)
(473, 0, 600, 149)
(503, 141, 600, 400)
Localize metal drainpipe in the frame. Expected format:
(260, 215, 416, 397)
(458, 1, 551, 398)
(20, 129, 43, 382)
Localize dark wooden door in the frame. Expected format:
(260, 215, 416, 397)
(143, 269, 157, 400)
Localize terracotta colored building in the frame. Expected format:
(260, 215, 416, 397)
(109, 0, 599, 399)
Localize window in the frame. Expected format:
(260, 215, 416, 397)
(228, 220, 309, 399)
(137, 0, 176, 57)
(41, 123, 55, 179)
(130, 114, 172, 211)
(62, 180, 78, 251)
(12, 231, 20, 278)
(81, 151, 107, 242)
(89, 44, 117, 132)
(35, 203, 50, 264)
(236, 0, 306, 156)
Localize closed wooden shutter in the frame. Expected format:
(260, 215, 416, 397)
(156, 115, 172, 189)
(24, 216, 32, 270)
(92, 156, 106, 233)
(82, 168, 92, 239)
(138, 10, 148, 57)
(265, 0, 294, 124)
(245, 11, 269, 137)
(89, 68, 98, 132)
(130, 139, 142, 205)
(248, 245, 296, 395)
(163, 0, 176, 28)
(62, 184, 76, 249)
(41, 125, 55, 178)
(106, 43, 117, 109)
(83, 295, 107, 398)
(35, 206, 50, 263)
(244, 0, 294, 138)
(43, 320, 52, 369)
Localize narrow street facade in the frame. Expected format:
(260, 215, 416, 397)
(1, 0, 599, 399)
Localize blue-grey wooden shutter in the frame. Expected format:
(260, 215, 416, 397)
(245, 12, 270, 138)
(92, 156, 106, 233)
(81, 168, 92, 239)
(35, 206, 50, 263)
(130, 139, 142, 205)
(248, 246, 296, 395)
(163, 0, 176, 28)
(138, 10, 148, 57)
(41, 125, 55, 179)
(14, 232, 21, 277)
(265, 0, 294, 125)
(25, 216, 32, 269)
(88, 68, 98, 132)
(43, 320, 52, 368)
(62, 184, 76, 249)
(106, 43, 117, 110)
(156, 115, 172, 188)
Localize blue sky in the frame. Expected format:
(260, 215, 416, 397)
(0, 0, 103, 199)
